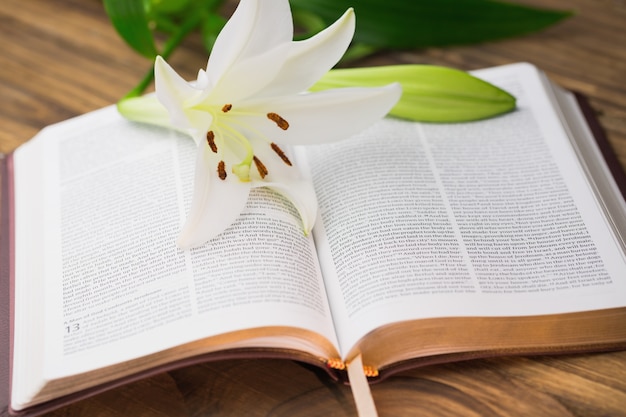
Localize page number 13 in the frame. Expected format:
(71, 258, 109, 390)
(64, 322, 80, 334)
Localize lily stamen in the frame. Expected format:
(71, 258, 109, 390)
(267, 112, 289, 130)
(253, 156, 268, 178)
(217, 160, 227, 180)
(207, 130, 218, 153)
(222, 104, 233, 113)
(271, 142, 292, 166)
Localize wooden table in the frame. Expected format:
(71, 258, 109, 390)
(2, 0, 626, 415)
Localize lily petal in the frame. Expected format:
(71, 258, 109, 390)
(240, 83, 402, 145)
(155, 56, 215, 143)
(207, 43, 293, 104)
(155, 57, 204, 126)
(261, 179, 319, 237)
(252, 8, 356, 99)
(210, 8, 355, 103)
(177, 144, 252, 249)
(205, 0, 293, 87)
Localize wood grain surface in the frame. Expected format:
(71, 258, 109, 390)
(2, 0, 626, 416)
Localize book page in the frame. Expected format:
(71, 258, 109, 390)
(304, 63, 626, 356)
(11, 107, 339, 403)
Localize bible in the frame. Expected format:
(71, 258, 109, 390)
(2, 62, 626, 416)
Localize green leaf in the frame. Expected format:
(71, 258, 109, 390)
(104, 0, 158, 58)
(290, 0, 572, 48)
(310, 65, 516, 122)
(150, 0, 191, 14)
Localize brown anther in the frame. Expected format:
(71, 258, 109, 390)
(267, 112, 289, 130)
(206, 131, 218, 153)
(271, 142, 292, 166)
(217, 161, 227, 180)
(253, 156, 268, 179)
(222, 104, 232, 113)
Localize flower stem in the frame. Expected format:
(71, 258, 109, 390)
(122, 12, 204, 100)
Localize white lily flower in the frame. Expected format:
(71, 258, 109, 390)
(120, 0, 401, 249)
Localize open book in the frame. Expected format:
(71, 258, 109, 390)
(2, 62, 626, 416)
